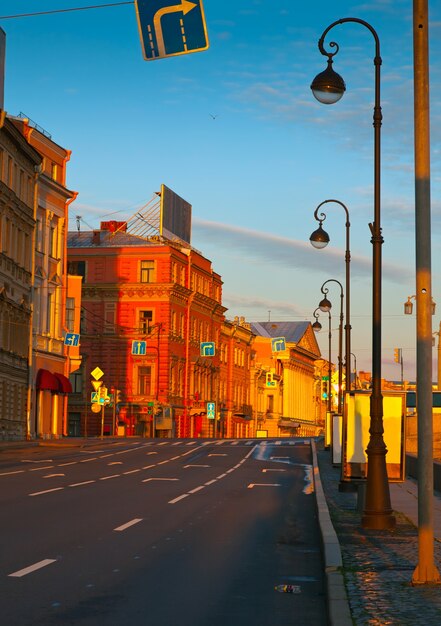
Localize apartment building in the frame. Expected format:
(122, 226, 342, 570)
(0, 117, 40, 439)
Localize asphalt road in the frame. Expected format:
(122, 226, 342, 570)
(0, 438, 327, 626)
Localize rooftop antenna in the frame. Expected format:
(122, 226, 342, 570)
(76, 215, 81, 233)
(268, 310, 271, 322)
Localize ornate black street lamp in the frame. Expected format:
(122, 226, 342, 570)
(310, 199, 351, 392)
(311, 18, 395, 529)
(319, 279, 344, 414)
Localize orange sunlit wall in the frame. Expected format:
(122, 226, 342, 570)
(67, 224, 225, 437)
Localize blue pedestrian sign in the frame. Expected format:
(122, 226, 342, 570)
(271, 337, 286, 353)
(132, 340, 147, 355)
(135, 0, 209, 61)
(207, 402, 215, 419)
(200, 341, 215, 357)
(64, 332, 80, 347)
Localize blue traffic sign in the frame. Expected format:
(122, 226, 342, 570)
(132, 340, 147, 355)
(207, 401, 215, 419)
(135, 0, 209, 61)
(64, 332, 80, 347)
(200, 341, 215, 357)
(271, 337, 286, 353)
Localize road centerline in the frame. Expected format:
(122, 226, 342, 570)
(8, 559, 57, 578)
(114, 518, 143, 532)
(29, 487, 64, 497)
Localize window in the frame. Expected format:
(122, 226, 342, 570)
(138, 366, 152, 395)
(267, 395, 274, 414)
(140, 260, 155, 283)
(3, 218, 9, 254)
(7, 156, 12, 187)
(19, 170, 24, 201)
(47, 292, 54, 334)
(66, 297, 75, 332)
(139, 310, 153, 334)
(36, 219, 43, 253)
(80, 307, 87, 334)
(27, 175, 33, 206)
(24, 234, 31, 270)
(104, 303, 116, 333)
(49, 223, 58, 258)
(67, 260, 86, 279)
(69, 370, 83, 394)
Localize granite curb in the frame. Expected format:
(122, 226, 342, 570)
(311, 438, 353, 626)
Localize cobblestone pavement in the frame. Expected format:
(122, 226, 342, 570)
(316, 442, 441, 625)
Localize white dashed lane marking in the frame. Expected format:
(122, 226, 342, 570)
(8, 559, 57, 578)
(114, 518, 143, 532)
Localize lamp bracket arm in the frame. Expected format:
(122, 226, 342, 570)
(314, 198, 350, 223)
(318, 17, 381, 59)
(321, 278, 344, 294)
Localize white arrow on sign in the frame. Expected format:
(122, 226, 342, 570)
(154, 1, 197, 57)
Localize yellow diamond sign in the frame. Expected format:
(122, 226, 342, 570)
(91, 367, 104, 381)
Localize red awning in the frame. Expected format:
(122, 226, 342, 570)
(36, 369, 59, 391)
(53, 373, 73, 394)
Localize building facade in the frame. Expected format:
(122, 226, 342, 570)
(12, 116, 78, 439)
(250, 321, 323, 437)
(67, 222, 226, 438)
(0, 117, 40, 439)
(219, 317, 255, 438)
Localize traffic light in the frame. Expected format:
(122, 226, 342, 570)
(394, 348, 401, 363)
(99, 386, 108, 399)
(115, 389, 122, 404)
(321, 378, 328, 400)
(266, 372, 276, 388)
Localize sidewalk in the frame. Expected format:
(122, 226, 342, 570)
(313, 439, 441, 626)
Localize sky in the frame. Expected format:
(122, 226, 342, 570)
(2, 0, 441, 381)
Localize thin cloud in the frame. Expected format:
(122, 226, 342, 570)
(192, 218, 411, 283)
(223, 293, 305, 318)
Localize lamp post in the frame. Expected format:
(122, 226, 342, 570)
(319, 279, 344, 415)
(312, 307, 332, 414)
(310, 199, 351, 392)
(404, 295, 437, 389)
(311, 17, 395, 529)
(404, 294, 436, 316)
(351, 352, 357, 388)
(432, 322, 441, 391)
